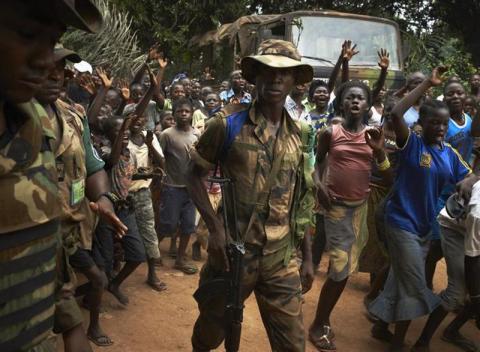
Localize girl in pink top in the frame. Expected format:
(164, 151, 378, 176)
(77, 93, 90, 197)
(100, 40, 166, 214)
(309, 80, 391, 351)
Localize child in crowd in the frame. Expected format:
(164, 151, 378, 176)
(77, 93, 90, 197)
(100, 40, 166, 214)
(425, 79, 480, 290)
(309, 80, 388, 351)
(219, 70, 252, 104)
(204, 92, 222, 118)
(158, 98, 200, 274)
(359, 96, 398, 317)
(93, 115, 147, 305)
(128, 114, 167, 292)
(368, 67, 473, 352)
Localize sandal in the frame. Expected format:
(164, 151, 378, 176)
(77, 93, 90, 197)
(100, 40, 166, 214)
(147, 279, 167, 292)
(442, 331, 479, 352)
(309, 325, 336, 352)
(88, 333, 113, 347)
(174, 262, 198, 275)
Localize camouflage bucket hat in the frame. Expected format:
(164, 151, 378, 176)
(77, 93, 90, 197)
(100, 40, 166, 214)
(241, 39, 313, 85)
(54, 44, 82, 63)
(54, 0, 103, 33)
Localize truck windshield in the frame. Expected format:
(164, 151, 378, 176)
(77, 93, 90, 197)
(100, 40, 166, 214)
(291, 16, 401, 70)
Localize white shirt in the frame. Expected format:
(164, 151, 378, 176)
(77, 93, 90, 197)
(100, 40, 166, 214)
(284, 95, 309, 121)
(127, 131, 163, 191)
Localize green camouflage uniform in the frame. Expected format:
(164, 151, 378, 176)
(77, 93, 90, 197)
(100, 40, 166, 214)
(0, 100, 60, 352)
(190, 101, 315, 352)
(49, 99, 104, 333)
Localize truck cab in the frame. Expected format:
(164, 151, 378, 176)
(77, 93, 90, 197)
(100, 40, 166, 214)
(191, 10, 405, 89)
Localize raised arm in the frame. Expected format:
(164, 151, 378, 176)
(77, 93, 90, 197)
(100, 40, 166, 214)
(391, 66, 446, 147)
(135, 58, 167, 118)
(87, 67, 113, 126)
(135, 59, 167, 116)
(372, 49, 390, 102)
(341, 40, 359, 83)
(327, 41, 347, 93)
(108, 115, 132, 168)
(130, 46, 162, 85)
(115, 79, 130, 116)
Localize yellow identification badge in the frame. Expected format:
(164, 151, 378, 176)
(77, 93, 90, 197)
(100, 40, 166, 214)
(70, 178, 85, 206)
(420, 152, 432, 168)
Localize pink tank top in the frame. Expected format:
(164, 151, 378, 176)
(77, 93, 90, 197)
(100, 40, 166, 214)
(326, 124, 373, 201)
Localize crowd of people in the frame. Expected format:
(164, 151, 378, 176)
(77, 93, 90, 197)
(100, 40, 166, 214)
(1, 1, 480, 352)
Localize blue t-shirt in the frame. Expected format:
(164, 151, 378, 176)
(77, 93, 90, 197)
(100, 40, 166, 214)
(431, 113, 473, 238)
(403, 107, 419, 128)
(386, 133, 471, 236)
(445, 113, 473, 163)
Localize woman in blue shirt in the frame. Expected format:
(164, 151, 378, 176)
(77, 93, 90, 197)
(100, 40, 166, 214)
(368, 67, 473, 352)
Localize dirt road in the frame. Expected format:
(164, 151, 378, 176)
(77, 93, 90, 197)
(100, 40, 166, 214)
(60, 243, 478, 352)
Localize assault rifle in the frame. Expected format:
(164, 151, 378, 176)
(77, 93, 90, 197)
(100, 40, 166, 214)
(193, 176, 245, 352)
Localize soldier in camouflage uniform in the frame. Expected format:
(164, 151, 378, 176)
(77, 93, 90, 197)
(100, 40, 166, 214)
(34, 46, 127, 349)
(0, 1, 102, 351)
(187, 40, 316, 352)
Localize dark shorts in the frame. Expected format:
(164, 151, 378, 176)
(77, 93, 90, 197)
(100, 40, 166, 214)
(157, 185, 196, 236)
(69, 247, 96, 270)
(92, 207, 146, 277)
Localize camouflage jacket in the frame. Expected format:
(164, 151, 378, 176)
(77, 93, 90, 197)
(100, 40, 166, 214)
(191, 101, 315, 257)
(0, 100, 60, 233)
(51, 100, 103, 250)
(0, 99, 59, 351)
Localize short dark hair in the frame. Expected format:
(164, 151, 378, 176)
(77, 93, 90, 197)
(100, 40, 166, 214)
(308, 80, 329, 101)
(102, 115, 123, 135)
(443, 79, 465, 95)
(159, 110, 173, 120)
(334, 80, 372, 112)
(172, 97, 193, 113)
(419, 99, 448, 122)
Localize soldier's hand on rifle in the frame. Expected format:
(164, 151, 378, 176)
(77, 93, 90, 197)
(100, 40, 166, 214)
(208, 219, 230, 272)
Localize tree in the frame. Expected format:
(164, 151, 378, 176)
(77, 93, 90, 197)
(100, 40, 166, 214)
(62, 0, 142, 78)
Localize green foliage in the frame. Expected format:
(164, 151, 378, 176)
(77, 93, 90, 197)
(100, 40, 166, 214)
(62, 0, 143, 78)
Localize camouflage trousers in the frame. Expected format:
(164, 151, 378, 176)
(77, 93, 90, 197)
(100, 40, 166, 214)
(131, 188, 161, 260)
(0, 220, 59, 352)
(192, 246, 305, 352)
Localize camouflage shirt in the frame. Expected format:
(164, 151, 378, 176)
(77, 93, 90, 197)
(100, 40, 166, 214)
(191, 101, 315, 255)
(0, 100, 60, 232)
(50, 100, 104, 250)
(0, 99, 60, 351)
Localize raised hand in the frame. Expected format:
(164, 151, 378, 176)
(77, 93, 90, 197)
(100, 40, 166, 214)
(147, 46, 162, 62)
(365, 127, 385, 152)
(95, 67, 113, 88)
(119, 79, 130, 100)
(157, 56, 168, 70)
(78, 74, 97, 95)
(430, 66, 448, 87)
(377, 48, 390, 69)
(342, 40, 359, 61)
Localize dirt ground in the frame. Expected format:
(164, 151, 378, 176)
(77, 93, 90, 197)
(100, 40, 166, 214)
(58, 241, 478, 352)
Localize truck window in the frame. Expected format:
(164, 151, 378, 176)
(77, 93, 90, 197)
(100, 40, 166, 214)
(291, 16, 401, 70)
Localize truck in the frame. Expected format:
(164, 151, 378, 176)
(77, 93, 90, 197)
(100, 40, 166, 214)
(190, 10, 405, 89)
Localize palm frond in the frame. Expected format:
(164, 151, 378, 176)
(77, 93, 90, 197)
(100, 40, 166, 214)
(62, 0, 143, 79)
